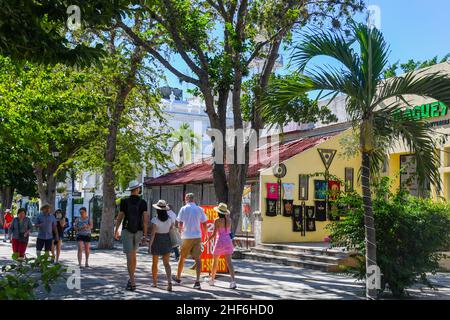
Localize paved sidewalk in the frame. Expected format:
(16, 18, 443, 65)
(0, 237, 449, 300)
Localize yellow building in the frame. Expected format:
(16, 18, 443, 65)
(258, 61, 450, 244)
(259, 129, 361, 243)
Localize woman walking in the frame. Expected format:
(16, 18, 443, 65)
(9, 208, 33, 259)
(203, 203, 237, 289)
(148, 200, 173, 291)
(74, 207, 93, 268)
(52, 209, 66, 264)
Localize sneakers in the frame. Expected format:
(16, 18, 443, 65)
(229, 281, 237, 289)
(193, 281, 202, 290)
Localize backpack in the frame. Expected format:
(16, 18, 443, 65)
(123, 198, 143, 234)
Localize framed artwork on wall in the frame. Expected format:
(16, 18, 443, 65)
(283, 200, 294, 217)
(315, 201, 327, 221)
(299, 175, 309, 200)
(345, 167, 354, 192)
(305, 206, 316, 231)
(292, 205, 303, 232)
(266, 183, 279, 200)
(328, 180, 340, 201)
(314, 180, 327, 200)
(266, 198, 277, 217)
(283, 183, 295, 200)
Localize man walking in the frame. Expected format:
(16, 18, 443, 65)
(173, 193, 207, 290)
(35, 204, 58, 257)
(114, 180, 148, 291)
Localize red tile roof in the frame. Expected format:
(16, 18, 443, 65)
(145, 133, 337, 186)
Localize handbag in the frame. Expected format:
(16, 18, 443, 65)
(169, 227, 182, 248)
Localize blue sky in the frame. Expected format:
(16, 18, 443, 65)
(163, 0, 450, 94)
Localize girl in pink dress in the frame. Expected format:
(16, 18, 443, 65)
(203, 203, 236, 289)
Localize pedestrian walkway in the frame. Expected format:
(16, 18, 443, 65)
(0, 237, 449, 300)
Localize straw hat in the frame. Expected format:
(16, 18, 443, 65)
(152, 199, 170, 211)
(214, 203, 230, 215)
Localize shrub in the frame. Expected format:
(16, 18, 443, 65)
(0, 253, 65, 300)
(327, 177, 450, 297)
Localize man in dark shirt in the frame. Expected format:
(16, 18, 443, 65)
(114, 180, 148, 291)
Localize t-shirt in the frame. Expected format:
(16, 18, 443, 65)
(151, 217, 173, 234)
(36, 213, 57, 240)
(120, 195, 148, 231)
(4, 213, 13, 228)
(168, 210, 177, 224)
(177, 203, 207, 239)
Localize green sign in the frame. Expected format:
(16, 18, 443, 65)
(394, 101, 448, 121)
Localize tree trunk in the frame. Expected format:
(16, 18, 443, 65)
(33, 162, 58, 208)
(0, 186, 14, 211)
(98, 107, 122, 249)
(361, 150, 378, 300)
(228, 164, 248, 235)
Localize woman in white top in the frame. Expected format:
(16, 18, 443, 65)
(149, 200, 174, 291)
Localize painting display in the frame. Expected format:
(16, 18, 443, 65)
(292, 205, 303, 232)
(266, 198, 277, 217)
(345, 167, 354, 192)
(282, 183, 295, 200)
(328, 180, 340, 201)
(315, 201, 327, 221)
(266, 183, 279, 200)
(305, 206, 316, 231)
(283, 200, 294, 217)
(299, 175, 309, 200)
(314, 180, 327, 200)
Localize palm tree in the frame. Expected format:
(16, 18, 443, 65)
(170, 123, 201, 166)
(264, 23, 450, 299)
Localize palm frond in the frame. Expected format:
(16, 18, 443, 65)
(374, 71, 450, 108)
(291, 28, 360, 80)
(373, 108, 440, 186)
(352, 23, 390, 91)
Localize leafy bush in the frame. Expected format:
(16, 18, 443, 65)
(0, 253, 65, 300)
(327, 177, 450, 297)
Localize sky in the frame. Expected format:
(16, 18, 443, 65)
(162, 0, 450, 96)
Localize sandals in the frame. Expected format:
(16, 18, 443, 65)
(167, 283, 173, 292)
(126, 280, 136, 291)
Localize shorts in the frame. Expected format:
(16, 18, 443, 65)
(180, 238, 202, 259)
(36, 238, 53, 252)
(121, 229, 143, 253)
(76, 235, 91, 243)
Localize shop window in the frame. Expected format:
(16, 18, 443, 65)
(400, 154, 431, 198)
(444, 147, 450, 167)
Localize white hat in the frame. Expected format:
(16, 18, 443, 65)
(214, 203, 230, 215)
(126, 180, 142, 191)
(152, 199, 170, 211)
(5, 209, 11, 213)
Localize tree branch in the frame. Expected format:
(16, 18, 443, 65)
(118, 21, 201, 86)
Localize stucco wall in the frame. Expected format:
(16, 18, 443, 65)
(259, 129, 361, 243)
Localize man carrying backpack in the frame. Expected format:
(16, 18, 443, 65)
(114, 180, 149, 291)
